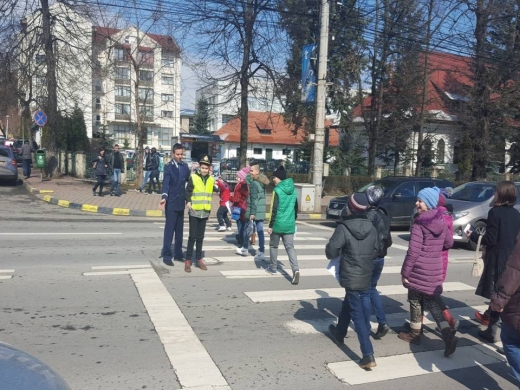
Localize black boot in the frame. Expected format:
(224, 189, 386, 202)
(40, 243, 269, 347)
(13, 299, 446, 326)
(441, 327, 458, 357)
(478, 315, 500, 343)
(358, 355, 377, 370)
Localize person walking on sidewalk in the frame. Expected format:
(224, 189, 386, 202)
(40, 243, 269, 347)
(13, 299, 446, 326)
(326, 192, 378, 370)
(147, 147, 161, 194)
(468, 181, 520, 343)
(136, 147, 152, 193)
(364, 185, 393, 339)
(231, 167, 249, 248)
(92, 148, 108, 196)
(216, 177, 232, 231)
(398, 187, 457, 357)
(184, 155, 215, 273)
(20, 140, 34, 179)
(108, 144, 125, 196)
(266, 166, 300, 284)
(159, 143, 190, 266)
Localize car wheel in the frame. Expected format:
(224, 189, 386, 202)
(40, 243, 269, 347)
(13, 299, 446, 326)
(467, 221, 486, 251)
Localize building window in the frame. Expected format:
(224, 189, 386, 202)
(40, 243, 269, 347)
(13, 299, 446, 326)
(139, 105, 154, 117)
(162, 75, 174, 85)
(95, 115, 101, 125)
(139, 70, 153, 82)
(35, 54, 46, 64)
(161, 94, 174, 102)
(162, 111, 173, 118)
(282, 148, 290, 156)
(115, 103, 131, 115)
(34, 76, 45, 86)
(161, 53, 175, 67)
(113, 125, 131, 145)
(159, 128, 172, 145)
(138, 88, 154, 102)
(115, 67, 130, 80)
(115, 86, 131, 97)
(146, 127, 154, 145)
(138, 50, 154, 65)
(437, 139, 445, 164)
(95, 97, 101, 110)
(114, 48, 130, 61)
(222, 114, 234, 125)
(95, 81, 102, 92)
(253, 148, 262, 155)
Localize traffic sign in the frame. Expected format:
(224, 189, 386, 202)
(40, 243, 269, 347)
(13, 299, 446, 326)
(33, 110, 47, 127)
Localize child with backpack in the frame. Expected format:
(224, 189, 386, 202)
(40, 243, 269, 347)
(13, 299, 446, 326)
(231, 167, 249, 250)
(216, 177, 233, 232)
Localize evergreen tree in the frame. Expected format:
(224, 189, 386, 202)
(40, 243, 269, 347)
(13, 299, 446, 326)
(192, 98, 211, 134)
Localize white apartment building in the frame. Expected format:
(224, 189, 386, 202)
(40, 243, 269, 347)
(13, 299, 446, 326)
(19, 4, 181, 151)
(195, 77, 284, 133)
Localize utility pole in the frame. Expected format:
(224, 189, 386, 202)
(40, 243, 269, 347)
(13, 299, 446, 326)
(312, 0, 329, 212)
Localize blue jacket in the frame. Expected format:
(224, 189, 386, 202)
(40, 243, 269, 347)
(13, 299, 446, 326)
(161, 160, 190, 211)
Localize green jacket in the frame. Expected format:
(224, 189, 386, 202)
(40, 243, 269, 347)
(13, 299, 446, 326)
(245, 173, 268, 221)
(269, 178, 298, 234)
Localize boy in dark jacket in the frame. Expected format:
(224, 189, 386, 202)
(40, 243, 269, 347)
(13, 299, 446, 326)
(326, 192, 378, 370)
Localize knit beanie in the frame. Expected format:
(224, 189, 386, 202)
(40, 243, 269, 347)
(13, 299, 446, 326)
(237, 167, 249, 181)
(348, 192, 369, 214)
(366, 185, 384, 207)
(272, 166, 287, 181)
(418, 186, 440, 210)
(438, 193, 447, 207)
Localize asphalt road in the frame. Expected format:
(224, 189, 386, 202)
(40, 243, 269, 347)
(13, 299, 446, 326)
(0, 181, 517, 390)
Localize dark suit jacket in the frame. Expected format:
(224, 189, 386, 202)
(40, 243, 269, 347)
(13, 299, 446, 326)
(161, 160, 190, 211)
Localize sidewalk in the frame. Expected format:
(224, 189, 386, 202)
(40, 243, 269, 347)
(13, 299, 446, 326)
(23, 173, 334, 218)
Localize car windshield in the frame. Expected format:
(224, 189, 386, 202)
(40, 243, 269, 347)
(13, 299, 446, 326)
(451, 183, 496, 202)
(357, 180, 393, 195)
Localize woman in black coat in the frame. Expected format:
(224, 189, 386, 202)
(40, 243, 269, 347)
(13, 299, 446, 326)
(469, 181, 520, 342)
(91, 148, 108, 196)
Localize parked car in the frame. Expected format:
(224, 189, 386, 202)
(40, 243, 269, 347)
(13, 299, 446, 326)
(326, 176, 454, 227)
(448, 181, 520, 250)
(0, 145, 18, 185)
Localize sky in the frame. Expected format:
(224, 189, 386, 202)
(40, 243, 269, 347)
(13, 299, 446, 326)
(180, 63, 201, 111)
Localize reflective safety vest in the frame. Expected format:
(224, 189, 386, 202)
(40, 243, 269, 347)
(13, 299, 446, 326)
(191, 174, 214, 211)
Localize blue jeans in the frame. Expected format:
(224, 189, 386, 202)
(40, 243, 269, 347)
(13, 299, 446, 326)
(110, 168, 121, 195)
(371, 257, 387, 325)
(139, 170, 152, 191)
(337, 289, 373, 357)
(242, 219, 265, 253)
(501, 322, 520, 387)
(23, 159, 31, 178)
(236, 220, 245, 247)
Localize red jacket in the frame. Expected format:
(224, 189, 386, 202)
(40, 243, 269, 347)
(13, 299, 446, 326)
(216, 180, 231, 206)
(231, 181, 248, 212)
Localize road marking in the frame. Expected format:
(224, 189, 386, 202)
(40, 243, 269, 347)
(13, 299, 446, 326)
(244, 282, 475, 303)
(221, 266, 402, 279)
(91, 265, 151, 270)
(85, 266, 230, 389)
(297, 221, 334, 231)
(202, 236, 325, 242)
(0, 233, 123, 236)
(201, 244, 327, 251)
(0, 269, 15, 273)
(327, 343, 505, 385)
(284, 305, 489, 334)
(146, 210, 163, 217)
(208, 255, 395, 262)
(391, 244, 410, 251)
(84, 270, 135, 276)
(81, 204, 98, 213)
(0, 275, 12, 280)
(58, 199, 70, 207)
(112, 208, 130, 216)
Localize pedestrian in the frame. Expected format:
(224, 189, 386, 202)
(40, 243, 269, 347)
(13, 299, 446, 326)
(147, 147, 160, 194)
(19, 140, 34, 179)
(231, 167, 249, 249)
(468, 181, 520, 342)
(364, 185, 393, 339)
(158, 143, 190, 266)
(184, 155, 215, 273)
(398, 187, 457, 357)
(91, 148, 108, 196)
(108, 144, 125, 197)
(236, 160, 270, 259)
(326, 192, 378, 370)
(136, 146, 152, 193)
(490, 232, 520, 388)
(216, 176, 233, 232)
(266, 165, 300, 284)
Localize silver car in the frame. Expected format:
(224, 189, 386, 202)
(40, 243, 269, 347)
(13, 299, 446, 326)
(449, 181, 520, 250)
(0, 146, 18, 185)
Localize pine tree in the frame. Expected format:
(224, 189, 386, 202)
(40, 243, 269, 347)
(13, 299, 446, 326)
(192, 98, 211, 134)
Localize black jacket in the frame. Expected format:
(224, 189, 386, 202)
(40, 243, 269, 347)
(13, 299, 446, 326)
(325, 213, 378, 291)
(107, 152, 125, 173)
(366, 207, 392, 258)
(470, 205, 520, 299)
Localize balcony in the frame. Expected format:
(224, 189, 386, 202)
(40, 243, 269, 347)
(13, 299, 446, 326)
(115, 114, 131, 121)
(115, 96, 131, 103)
(114, 78, 131, 85)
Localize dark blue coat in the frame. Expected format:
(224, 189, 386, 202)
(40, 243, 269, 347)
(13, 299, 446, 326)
(161, 160, 190, 211)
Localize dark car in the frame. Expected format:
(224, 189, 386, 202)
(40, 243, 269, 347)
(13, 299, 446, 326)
(326, 176, 454, 227)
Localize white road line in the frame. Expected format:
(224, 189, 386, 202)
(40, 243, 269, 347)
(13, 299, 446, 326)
(0, 269, 15, 273)
(202, 244, 327, 251)
(208, 255, 395, 262)
(391, 244, 410, 251)
(244, 282, 475, 303)
(327, 343, 505, 385)
(91, 265, 151, 270)
(0, 233, 122, 236)
(297, 221, 334, 231)
(221, 266, 402, 279)
(86, 267, 230, 389)
(84, 270, 134, 276)
(0, 275, 13, 280)
(203, 236, 325, 242)
(284, 305, 489, 334)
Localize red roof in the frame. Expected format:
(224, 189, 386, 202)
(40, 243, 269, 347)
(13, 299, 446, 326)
(353, 52, 473, 120)
(214, 111, 338, 146)
(93, 26, 180, 53)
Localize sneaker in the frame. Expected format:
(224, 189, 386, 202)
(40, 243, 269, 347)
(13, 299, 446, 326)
(374, 324, 390, 339)
(235, 247, 247, 256)
(218, 226, 227, 232)
(227, 227, 232, 231)
(265, 267, 276, 275)
(328, 324, 345, 346)
(135, 189, 142, 193)
(254, 252, 265, 261)
(291, 270, 300, 285)
(144, 192, 149, 195)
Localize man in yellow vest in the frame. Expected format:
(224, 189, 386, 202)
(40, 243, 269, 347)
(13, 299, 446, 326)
(184, 155, 215, 273)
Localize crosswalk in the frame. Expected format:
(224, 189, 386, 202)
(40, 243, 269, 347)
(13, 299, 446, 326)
(150, 220, 507, 387)
(0, 269, 14, 280)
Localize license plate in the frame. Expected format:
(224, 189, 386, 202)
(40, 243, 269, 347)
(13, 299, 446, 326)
(328, 209, 341, 216)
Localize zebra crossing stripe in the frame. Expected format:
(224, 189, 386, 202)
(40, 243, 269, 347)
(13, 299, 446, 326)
(327, 342, 505, 385)
(202, 236, 325, 242)
(221, 266, 402, 279)
(0, 269, 14, 280)
(244, 282, 475, 303)
(208, 255, 394, 262)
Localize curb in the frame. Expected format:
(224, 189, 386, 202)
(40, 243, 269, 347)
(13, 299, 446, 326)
(26, 183, 54, 195)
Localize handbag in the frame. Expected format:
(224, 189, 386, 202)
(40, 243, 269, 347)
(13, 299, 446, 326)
(231, 206, 242, 221)
(92, 160, 98, 169)
(471, 235, 484, 278)
(250, 221, 256, 245)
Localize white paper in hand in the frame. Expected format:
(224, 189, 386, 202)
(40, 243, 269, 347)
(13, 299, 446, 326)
(326, 256, 340, 282)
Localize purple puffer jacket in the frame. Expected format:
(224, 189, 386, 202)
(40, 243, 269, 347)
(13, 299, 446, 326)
(401, 207, 453, 296)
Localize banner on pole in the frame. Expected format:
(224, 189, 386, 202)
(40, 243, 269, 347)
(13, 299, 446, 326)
(301, 44, 317, 104)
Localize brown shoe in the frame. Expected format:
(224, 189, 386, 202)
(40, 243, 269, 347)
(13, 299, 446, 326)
(184, 260, 192, 273)
(197, 259, 207, 271)
(398, 329, 421, 345)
